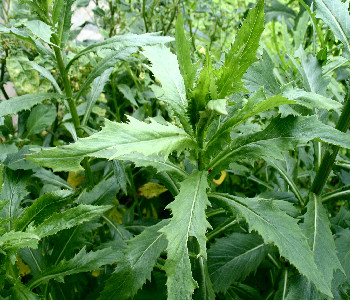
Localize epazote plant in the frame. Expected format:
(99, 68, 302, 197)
(22, 0, 350, 299)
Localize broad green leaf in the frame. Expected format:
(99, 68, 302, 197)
(315, 0, 350, 60)
(0, 25, 36, 47)
(10, 280, 40, 300)
(208, 115, 350, 172)
(207, 232, 269, 292)
(100, 220, 169, 300)
(215, 0, 264, 98)
(301, 194, 344, 290)
(78, 176, 119, 205)
(27, 117, 196, 172)
(74, 48, 138, 102)
(117, 153, 187, 179)
(27, 61, 62, 94)
(142, 45, 191, 133)
(28, 247, 116, 289)
(3, 145, 40, 170)
(23, 20, 53, 45)
(207, 99, 227, 115)
(14, 190, 74, 231)
(175, 12, 198, 92)
(25, 104, 57, 137)
(66, 33, 174, 71)
(243, 50, 280, 97)
(18, 246, 46, 277)
(0, 93, 63, 117)
(28, 204, 111, 238)
(0, 168, 30, 222)
(160, 171, 211, 300)
(112, 160, 129, 195)
(6, 55, 39, 95)
(209, 193, 332, 297)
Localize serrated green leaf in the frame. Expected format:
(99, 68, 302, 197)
(28, 247, 115, 289)
(27, 117, 196, 172)
(117, 83, 138, 107)
(4, 145, 40, 170)
(208, 115, 350, 172)
(207, 232, 269, 292)
(28, 204, 111, 238)
(25, 104, 57, 137)
(315, 0, 350, 60)
(160, 171, 211, 300)
(66, 33, 174, 71)
(209, 193, 332, 297)
(112, 160, 129, 195)
(207, 99, 227, 115)
(215, 0, 264, 98)
(175, 12, 198, 92)
(33, 168, 73, 189)
(243, 49, 281, 97)
(58, 0, 74, 49)
(23, 20, 53, 45)
(14, 190, 74, 231)
(0, 93, 63, 117)
(100, 220, 169, 300)
(82, 67, 113, 126)
(52, 0, 65, 25)
(0, 231, 40, 258)
(142, 45, 191, 133)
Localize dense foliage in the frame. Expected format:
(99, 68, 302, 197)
(0, 0, 350, 299)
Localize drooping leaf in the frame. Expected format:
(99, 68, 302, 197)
(301, 194, 343, 291)
(142, 45, 191, 133)
(23, 20, 53, 45)
(10, 280, 40, 300)
(112, 160, 129, 195)
(3, 145, 40, 170)
(14, 190, 74, 231)
(27, 117, 196, 172)
(28, 247, 116, 289)
(28, 204, 111, 238)
(25, 104, 57, 137)
(314, 0, 350, 60)
(117, 84, 138, 107)
(175, 12, 198, 92)
(82, 67, 113, 125)
(66, 33, 174, 71)
(0, 93, 63, 117)
(215, 0, 265, 98)
(100, 220, 169, 300)
(32, 168, 73, 190)
(209, 193, 332, 297)
(208, 115, 350, 172)
(207, 232, 269, 292)
(160, 171, 211, 300)
(27, 61, 62, 94)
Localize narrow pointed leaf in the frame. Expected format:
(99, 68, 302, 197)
(28, 247, 116, 289)
(27, 117, 196, 172)
(160, 171, 211, 300)
(301, 194, 343, 290)
(28, 204, 111, 238)
(14, 190, 74, 231)
(100, 220, 169, 300)
(209, 193, 332, 297)
(215, 0, 264, 98)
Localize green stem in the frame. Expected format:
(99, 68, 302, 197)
(311, 85, 350, 195)
(142, 0, 149, 32)
(0, 47, 9, 100)
(206, 216, 239, 241)
(298, 0, 325, 48)
(52, 34, 94, 187)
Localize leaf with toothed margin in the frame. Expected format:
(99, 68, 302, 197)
(26, 117, 196, 172)
(209, 193, 332, 297)
(99, 220, 169, 300)
(160, 171, 211, 300)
